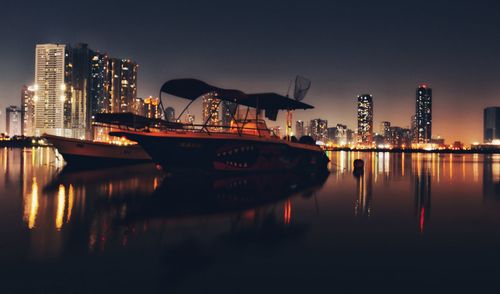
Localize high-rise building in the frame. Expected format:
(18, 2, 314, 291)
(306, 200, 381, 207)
(144, 96, 161, 119)
(327, 127, 337, 142)
(357, 94, 374, 144)
(296, 120, 304, 138)
(108, 58, 138, 113)
(221, 101, 237, 127)
(415, 85, 432, 143)
(380, 121, 391, 142)
(70, 43, 94, 139)
(6, 106, 22, 137)
(21, 85, 35, 136)
(131, 98, 145, 116)
(201, 92, 220, 125)
(310, 118, 328, 142)
(165, 107, 175, 122)
(34, 44, 70, 137)
(336, 124, 348, 146)
(484, 107, 500, 143)
(90, 51, 110, 115)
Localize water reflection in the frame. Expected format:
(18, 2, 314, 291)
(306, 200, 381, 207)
(414, 169, 431, 234)
(483, 154, 500, 201)
(2, 148, 500, 292)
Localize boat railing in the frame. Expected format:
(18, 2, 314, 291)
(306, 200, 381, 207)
(94, 119, 281, 139)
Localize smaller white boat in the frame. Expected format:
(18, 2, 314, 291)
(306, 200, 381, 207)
(43, 133, 151, 166)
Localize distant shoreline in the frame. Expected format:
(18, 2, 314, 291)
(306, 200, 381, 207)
(323, 147, 499, 154)
(1, 139, 498, 154)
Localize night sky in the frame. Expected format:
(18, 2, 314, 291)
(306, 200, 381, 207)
(1, 0, 499, 143)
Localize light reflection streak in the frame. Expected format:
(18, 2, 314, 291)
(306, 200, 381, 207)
(66, 184, 74, 223)
(56, 185, 65, 230)
(27, 177, 39, 229)
(449, 154, 453, 180)
(284, 200, 292, 225)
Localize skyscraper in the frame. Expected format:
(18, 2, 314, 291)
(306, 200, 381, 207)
(144, 96, 162, 119)
(484, 107, 500, 143)
(296, 120, 304, 138)
(380, 121, 391, 142)
(357, 94, 373, 144)
(6, 106, 22, 137)
(221, 101, 237, 127)
(34, 44, 69, 137)
(415, 85, 432, 143)
(201, 92, 220, 125)
(336, 124, 348, 146)
(108, 58, 138, 113)
(310, 118, 328, 142)
(21, 85, 35, 136)
(70, 43, 93, 139)
(131, 98, 145, 116)
(90, 51, 110, 115)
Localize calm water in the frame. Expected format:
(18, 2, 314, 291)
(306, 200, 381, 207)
(0, 148, 499, 293)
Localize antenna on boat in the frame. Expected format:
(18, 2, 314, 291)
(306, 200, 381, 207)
(286, 75, 311, 140)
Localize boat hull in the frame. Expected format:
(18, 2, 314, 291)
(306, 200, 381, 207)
(112, 131, 329, 172)
(43, 134, 151, 167)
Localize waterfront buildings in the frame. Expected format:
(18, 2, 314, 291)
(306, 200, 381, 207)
(108, 58, 138, 114)
(357, 94, 374, 145)
(380, 121, 391, 143)
(30, 43, 139, 139)
(484, 107, 500, 143)
(415, 85, 432, 143)
(201, 92, 220, 125)
(90, 51, 110, 115)
(295, 120, 304, 138)
(6, 106, 22, 137)
(144, 96, 162, 119)
(335, 124, 348, 146)
(310, 118, 328, 142)
(221, 101, 237, 127)
(34, 43, 69, 137)
(21, 85, 35, 136)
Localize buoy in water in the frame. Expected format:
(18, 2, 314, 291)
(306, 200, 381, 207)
(353, 159, 364, 177)
(353, 159, 364, 169)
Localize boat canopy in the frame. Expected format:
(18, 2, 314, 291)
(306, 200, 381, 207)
(160, 79, 314, 111)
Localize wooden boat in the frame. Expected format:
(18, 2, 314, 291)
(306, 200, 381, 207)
(43, 133, 151, 166)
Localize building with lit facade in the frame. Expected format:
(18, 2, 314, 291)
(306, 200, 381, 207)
(221, 101, 237, 127)
(336, 124, 348, 146)
(34, 44, 70, 137)
(310, 118, 328, 142)
(144, 96, 162, 119)
(484, 107, 500, 143)
(108, 58, 138, 113)
(131, 98, 145, 116)
(296, 120, 304, 138)
(165, 107, 175, 122)
(380, 121, 391, 142)
(357, 94, 373, 145)
(415, 85, 432, 143)
(90, 51, 110, 115)
(202, 92, 220, 125)
(6, 106, 22, 137)
(21, 85, 35, 136)
(33, 43, 138, 139)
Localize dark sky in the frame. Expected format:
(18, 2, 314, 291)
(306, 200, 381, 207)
(1, 0, 499, 142)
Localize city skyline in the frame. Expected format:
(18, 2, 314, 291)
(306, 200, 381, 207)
(1, 1, 500, 143)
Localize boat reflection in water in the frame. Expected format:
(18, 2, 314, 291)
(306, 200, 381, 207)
(108, 171, 329, 224)
(31, 164, 327, 259)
